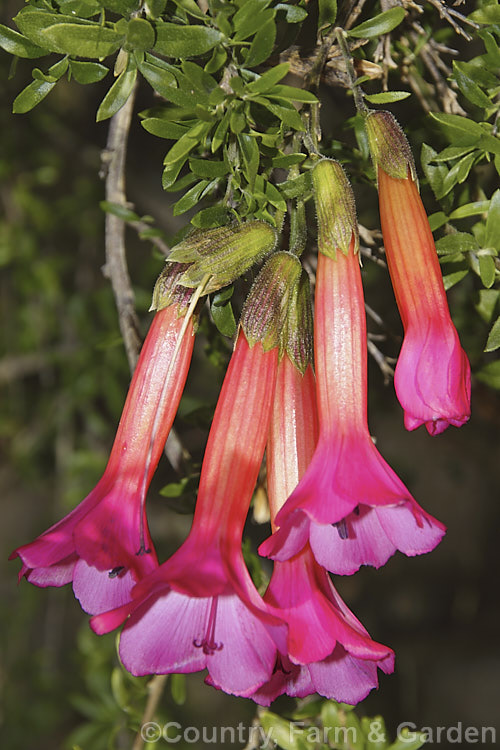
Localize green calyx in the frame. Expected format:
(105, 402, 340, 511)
(282, 270, 313, 375)
(312, 159, 359, 258)
(240, 252, 302, 352)
(365, 110, 417, 182)
(150, 262, 197, 314)
(166, 220, 277, 295)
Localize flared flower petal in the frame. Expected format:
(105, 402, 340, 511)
(11, 300, 196, 613)
(368, 112, 471, 435)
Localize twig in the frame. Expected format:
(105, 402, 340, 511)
(132, 675, 168, 750)
(343, 0, 371, 30)
(334, 28, 370, 116)
(101, 83, 142, 371)
(367, 339, 396, 383)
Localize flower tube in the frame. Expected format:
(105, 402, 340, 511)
(90, 253, 304, 698)
(249, 279, 394, 706)
(366, 111, 471, 435)
(260, 161, 445, 574)
(11, 265, 197, 614)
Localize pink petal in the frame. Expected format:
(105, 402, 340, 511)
(24, 553, 78, 587)
(73, 559, 139, 615)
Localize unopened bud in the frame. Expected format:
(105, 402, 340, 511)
(365, 110, 417, 182)
(167, 221, 277, 295)
(283, 271, 313, 375)
(240, 252, 302, 351)
(312, 160, 359, 258)
(150, 262, 196, 313)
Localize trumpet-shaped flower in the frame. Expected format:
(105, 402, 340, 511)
(250, 352, 394, 705)
(366, 111, 471, 435)
(91, 254, 304, 698)
(11, 276, 197, 615)
(260, 161, 445, 574)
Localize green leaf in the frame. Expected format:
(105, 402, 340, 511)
(449, 200, 490, 220)
(164, 121, 211, 166)
(189, 158, 229, 178)
(154, 23, 223, 58)
(278, 171, 311, 199)
(430, 112, 484, 143)
(125, 18, 155, 50)
(476, 360, 500, 389)
(141, 118, 188, 139)
(431, 144, 474, 162)
(211, 295, 236, 337)
(266, 85, 318, 103)
(237, 133, 260, 189)
(41, 23, 124, 58)
(485, 189, 500, 250)
(421, 143, 448, 200)
(233, 1, 273, 41)
(171, 0, 208, 20)
(138, 60, 176, 97)
(100, 200, 140, 221)
(173, 180, 209, 215)
(348, 7, 406, 38)
(211, 110, 231, 152)
(318, 0, 337, 34)
(13, 78, 57, 114)
(275, 4, 307, 23)
(58, 0, 101, 16)
(246, 62, 290, 94)
(470, 5, 500, 25)
(0, 24, 48, 58)
(70, 60, 108, 84)
(435, 232, 478, 255)
(244, 19, 276, 67)
(453, 61, 492, 109)
(387, 727, 427, 750)
(485, 315, 500, 352)
(12, 56, 68, 113)
(97, 0, 140, 13)
(271, 153, 306, 168)
(191, 205, 232, 228)
(96, 58, 137, 121)
(364, 90, 410, 104)
(253, 97, 305, 131)
(479, 254, 496, 288)
(428, 211, 448, 231)
(475, 289, 499, 323)
(440, 152, 476, 198)
(442, 268, 468, 290)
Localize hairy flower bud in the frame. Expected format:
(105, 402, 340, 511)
(312, 159, 359, 257)
(365, 110, 417, 183)
(240, 252, 302, 351)
(166, 221, 277, 295)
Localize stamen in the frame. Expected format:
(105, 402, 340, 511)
(136, 543, 151, 556)
(108, 566, 125, 579)
(193, 597, 223, 655)
(333, 519, 349, 540)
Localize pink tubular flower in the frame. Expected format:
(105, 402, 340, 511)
(366, 111, 471, 435)
(10, 268, 197, 614)
(251, 352, 394, 706)
(260, 160, 445, 574)
(90, 254, 303, 698)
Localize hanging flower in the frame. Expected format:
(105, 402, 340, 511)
(365, 111, 471, 435)
(250, 329, 394, 706)
(260, 161, 445, 575)
(90, 254, 304, 698)
(10, 265, 197, 615)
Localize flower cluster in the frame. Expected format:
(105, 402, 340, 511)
(11, 112, 470, 705)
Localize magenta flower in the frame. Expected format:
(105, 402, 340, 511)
(260, 161, 445, 575)
(91, 330, 287, 697)
(11, 292, 196, 614)
(366, 111, 471, 435)
(247, 354, 394, 705)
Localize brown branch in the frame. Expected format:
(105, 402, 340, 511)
(101, 83, 142, 371)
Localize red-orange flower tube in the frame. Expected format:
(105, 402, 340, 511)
(366, 111, 471, 435)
